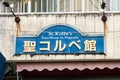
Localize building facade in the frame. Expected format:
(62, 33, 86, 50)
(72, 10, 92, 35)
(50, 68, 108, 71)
(1, 0, 120, 80)
(1, 0, 120, 13)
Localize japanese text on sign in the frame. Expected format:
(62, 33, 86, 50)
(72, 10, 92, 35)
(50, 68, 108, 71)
(23, 40, 96, 52)
(15, 24, 104, 54)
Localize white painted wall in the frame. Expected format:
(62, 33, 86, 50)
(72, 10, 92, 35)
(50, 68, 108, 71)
(0, 13, 119, 61)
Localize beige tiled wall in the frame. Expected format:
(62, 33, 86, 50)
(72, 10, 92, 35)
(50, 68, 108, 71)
(0, 13, 119, 61)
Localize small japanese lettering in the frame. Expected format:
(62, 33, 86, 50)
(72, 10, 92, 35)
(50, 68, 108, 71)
(84, 40, 96, 51)
(54, 40, 66, 51)
(24, 41, 36, 52)
(69, 40, 81, 49)
(39, 41, 50, 51)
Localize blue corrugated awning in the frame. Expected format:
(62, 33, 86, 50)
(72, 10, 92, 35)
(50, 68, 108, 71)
(0, 52, 6, 80)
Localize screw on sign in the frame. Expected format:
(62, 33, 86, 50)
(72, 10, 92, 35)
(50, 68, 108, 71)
(101, 0, 108, 37)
